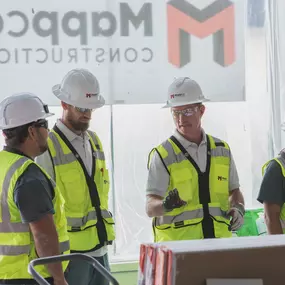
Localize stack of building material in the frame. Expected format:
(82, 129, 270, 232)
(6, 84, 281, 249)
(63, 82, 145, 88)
(138, 235, 285, 285)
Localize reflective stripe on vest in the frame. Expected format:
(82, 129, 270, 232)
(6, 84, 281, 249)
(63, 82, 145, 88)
(0, 157, 30, 233)
(0, 157, 31, 256)
(49, 132, 105, 166)
(160, 139, 230, 167)
(0, 240, 69, 256)
(67, 210, 112, 227)
(155, 207, 228, 226)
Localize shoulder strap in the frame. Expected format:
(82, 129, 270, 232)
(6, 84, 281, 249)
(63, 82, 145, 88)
(170, 135, 211, 175)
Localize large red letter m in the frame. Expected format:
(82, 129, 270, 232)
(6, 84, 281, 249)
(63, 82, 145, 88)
(167, 0, 235, 68)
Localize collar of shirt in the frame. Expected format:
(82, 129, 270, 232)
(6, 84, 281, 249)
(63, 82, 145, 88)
(3, 146, 34, 160)
(173, 129, 207, 149)
(56, 119, 89, 142)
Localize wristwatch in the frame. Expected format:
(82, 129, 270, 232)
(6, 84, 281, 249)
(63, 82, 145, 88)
(234, 203, 245, 216)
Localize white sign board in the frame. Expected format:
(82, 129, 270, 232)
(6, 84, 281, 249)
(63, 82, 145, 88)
(0, 0, 245, 105)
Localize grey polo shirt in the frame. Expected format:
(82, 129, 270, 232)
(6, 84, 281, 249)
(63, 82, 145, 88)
(35, 119, 108, 257)
(146, 130, 240, 198)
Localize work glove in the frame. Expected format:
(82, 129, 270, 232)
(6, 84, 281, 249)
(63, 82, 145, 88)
(163, 189, 187, 212)
(227, 204, 245, 231)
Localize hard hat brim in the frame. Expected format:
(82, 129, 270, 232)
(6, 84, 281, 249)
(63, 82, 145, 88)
(52, 84, 105, 109)
(0, 112, 54, 130)
(162, 98, 210, 108)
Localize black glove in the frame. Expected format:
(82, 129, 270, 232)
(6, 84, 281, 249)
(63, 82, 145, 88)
(163, 189, 187, 212)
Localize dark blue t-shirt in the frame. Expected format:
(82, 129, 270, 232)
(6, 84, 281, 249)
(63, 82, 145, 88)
(257, 160, 285, 206)
(4, 147, 55, 223)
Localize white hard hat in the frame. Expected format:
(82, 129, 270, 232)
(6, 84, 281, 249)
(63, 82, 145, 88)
(0, 92, 54, 130)
(52, 68, 105, 109)
(163, 77, 209, 108)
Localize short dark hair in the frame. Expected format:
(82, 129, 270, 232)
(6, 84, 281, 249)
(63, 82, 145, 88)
(3, 123, 33, 148)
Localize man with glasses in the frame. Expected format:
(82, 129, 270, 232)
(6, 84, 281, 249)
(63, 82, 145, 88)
(0, 93, 69, 285)
(146, 77, 245, 242)
(36, 69, 115, 285)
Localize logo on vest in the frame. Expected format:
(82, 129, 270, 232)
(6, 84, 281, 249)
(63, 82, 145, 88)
(217, 176, 227, 181)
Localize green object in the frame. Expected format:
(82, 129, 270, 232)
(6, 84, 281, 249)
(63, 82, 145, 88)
(110, 262, 138, 285)
(236, 208, 264, 237)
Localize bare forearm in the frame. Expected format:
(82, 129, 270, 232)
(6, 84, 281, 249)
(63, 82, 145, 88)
(265, 218, 283, 234)
(30, 215, 65, 283)
(146, 195, 164, 217)
(263, 202, 283, 235)
(34, 232, 64, 281)
(229, 188, 244, 208)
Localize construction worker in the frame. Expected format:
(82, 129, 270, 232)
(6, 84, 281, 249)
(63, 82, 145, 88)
(0, 93, 69, 285)
(146, 77, 245, 242)
(257, 148, 285, 234)
(36, 68, 115, 285)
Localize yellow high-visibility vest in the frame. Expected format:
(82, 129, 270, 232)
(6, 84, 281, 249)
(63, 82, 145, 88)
(47, 128, 115, 252)
(148, 135, 232, 242)
(0, 151, 70, 282)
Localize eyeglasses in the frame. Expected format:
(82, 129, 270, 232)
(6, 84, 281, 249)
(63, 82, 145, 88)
(33, 119, 49, 129)
(74, 106, 94, 113)
(172, 106, 200, 117)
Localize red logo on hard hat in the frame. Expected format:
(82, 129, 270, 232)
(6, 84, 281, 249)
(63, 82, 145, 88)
(170, 93, 185, 99)
(86, 93, 97, 98)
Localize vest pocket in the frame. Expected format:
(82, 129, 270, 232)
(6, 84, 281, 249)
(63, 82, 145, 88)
(67, 208, 98, 232)
(154, 222, 204, 241)
(102, 209, 115, 225)
(171, 168, 193, 201)
(59, 169, 86, 207)
(213, 219, 232, 238)
(154, 206, 204, 233)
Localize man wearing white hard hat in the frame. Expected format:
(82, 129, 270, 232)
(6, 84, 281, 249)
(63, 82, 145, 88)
(0, 93, 70, 285)
(36, 69, 115, 285)
(146, 77, 245, 242)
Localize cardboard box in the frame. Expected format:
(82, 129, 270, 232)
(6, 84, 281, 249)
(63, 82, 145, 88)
(140, 235, 285, 285)
(206, 279, 263, 285)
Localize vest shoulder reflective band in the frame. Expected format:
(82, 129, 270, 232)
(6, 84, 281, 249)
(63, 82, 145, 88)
(262, 154, 285, 233)
(0, 151, 70, 282)
(149, 134, 232, 242)
(47, 128, 115, 252)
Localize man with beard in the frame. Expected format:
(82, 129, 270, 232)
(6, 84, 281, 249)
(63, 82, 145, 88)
(146, 77, 245, 242)
(0, 93, 69, 285)
(35, 69, 115, 285)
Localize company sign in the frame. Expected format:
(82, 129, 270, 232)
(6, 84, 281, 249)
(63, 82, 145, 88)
(0, 0, 245, 105)
(167, 0, 235, 68)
